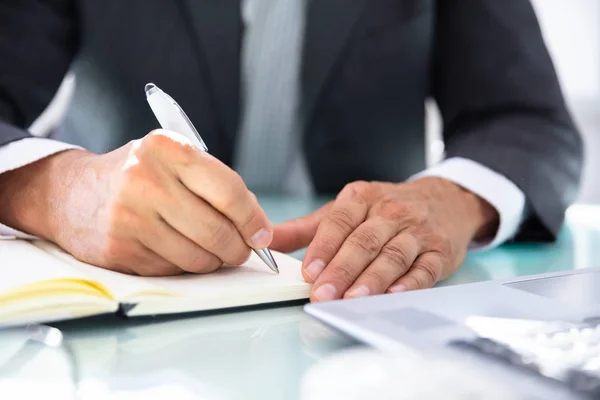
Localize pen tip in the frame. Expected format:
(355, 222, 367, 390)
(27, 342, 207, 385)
(144, 83, 158, 96)
(254, 248, 280, 274)
(268, 250, 280, 274)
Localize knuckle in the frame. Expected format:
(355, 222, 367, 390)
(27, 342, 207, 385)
(314, 234, 340, 258)
(429, 232, 453, 257)
(248, 191, 259, 203)
(378, 198, 409, 221)
(142, 130, 196, 161)
(438, 237, 453, 259)
(329, 263, 355, 286)
(328, 208, 356, 233)
(404, 274, 426, 291)
(346, 181, 374, 202)
(415, 260, 440, 286)
(142, 130, 170, 151)
(347, 228, 381, 254)
(434, 250, 453, 270)
(219, 175, 247, 210)
(208, 221, 236, 251)
(410, 209, 429, 226)
(145, 129, 187, 148)
(125, 138, 144, 159)
(239, 203, 259, 231)
(362, 270, 387, 289)
(380, 243, 412, 270)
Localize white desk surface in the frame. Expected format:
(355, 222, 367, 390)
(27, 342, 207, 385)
(1, 199, 599, 400)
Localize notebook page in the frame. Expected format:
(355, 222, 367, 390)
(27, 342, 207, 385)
(33, 240, 160, 300)
(35, 240, 311, 307)
(0, 240, 91, 293)
(126, 251, 311, 316)
(122, 251, 310, 316)
(131, 251, 308, 298)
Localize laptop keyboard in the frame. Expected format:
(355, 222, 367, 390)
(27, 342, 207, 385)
(451, 317, 600, 398)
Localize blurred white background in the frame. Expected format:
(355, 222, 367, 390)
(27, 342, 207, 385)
(31, 0, 600, 202)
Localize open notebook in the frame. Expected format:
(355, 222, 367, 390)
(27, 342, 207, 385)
(0, 239, 311, 327)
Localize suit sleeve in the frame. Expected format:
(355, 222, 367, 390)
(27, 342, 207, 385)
(0, 0, 77, 144)
(432, 0, 583, 241)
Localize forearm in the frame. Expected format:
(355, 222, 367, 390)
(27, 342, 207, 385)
(0, 148, 89, 239)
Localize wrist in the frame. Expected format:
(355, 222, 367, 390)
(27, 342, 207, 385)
(0, 149, 93, 239)
(411, 176, 499, 241)
(449, 181, 499, 241)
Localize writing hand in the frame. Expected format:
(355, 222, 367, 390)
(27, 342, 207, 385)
(0, 130, 272, 275)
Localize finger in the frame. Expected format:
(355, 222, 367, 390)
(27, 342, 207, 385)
(156, 180, 251, 266)
(344, 233, 420, 299)
(387, 251, 447, 292)
(302, 183, 373, 284)
(133, 245, 187, 276)
(168, 148, 273, 250)
(309, 216, 399, 302)
(103, 238, 184, 277)
(138, 216, 223, 274)
(270, 202, 333, 253)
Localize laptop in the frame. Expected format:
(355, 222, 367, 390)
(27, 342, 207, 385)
(305, 268, 600, 399)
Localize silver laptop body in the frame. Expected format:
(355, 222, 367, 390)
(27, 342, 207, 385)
(305, 268, 600, 399)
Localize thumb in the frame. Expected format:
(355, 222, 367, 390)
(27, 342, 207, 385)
(270, 202, 333, 253)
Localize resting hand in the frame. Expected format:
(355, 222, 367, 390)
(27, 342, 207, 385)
(0, 130, 272, 275)
(271, 178, 498, 302)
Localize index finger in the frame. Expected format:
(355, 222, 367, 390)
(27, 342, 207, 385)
(168, 147, 273, 250)
(302, 183, 372, 284)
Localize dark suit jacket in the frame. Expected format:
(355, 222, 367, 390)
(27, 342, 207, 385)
(0, 0, 583, 241)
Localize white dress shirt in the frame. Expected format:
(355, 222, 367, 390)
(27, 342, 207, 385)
(0, 0, 526, 249)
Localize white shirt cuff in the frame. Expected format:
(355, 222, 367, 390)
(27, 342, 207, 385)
(0, 137, 82, 239)
(410, 157, 526, 251)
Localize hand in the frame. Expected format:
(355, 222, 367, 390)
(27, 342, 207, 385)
(0, 130, 273, 275)
(271, 178, 499, 302)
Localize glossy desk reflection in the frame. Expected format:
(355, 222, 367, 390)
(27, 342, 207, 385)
(1, 200, 599, 400)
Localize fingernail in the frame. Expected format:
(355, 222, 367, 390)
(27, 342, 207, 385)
(388, 284, 407, 293)
(313, 284, 337, 302)
(251, 228, 272, 249)
(346, 285, 370, 299)
(305, 259, 326, 281)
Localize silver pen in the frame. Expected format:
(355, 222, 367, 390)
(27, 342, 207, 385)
(145, 83, 279, 274)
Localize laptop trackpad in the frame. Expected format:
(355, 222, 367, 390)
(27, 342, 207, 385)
(504, 271, 600, 306)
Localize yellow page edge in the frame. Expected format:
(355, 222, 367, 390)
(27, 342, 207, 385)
(0, 278, 116, 304)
